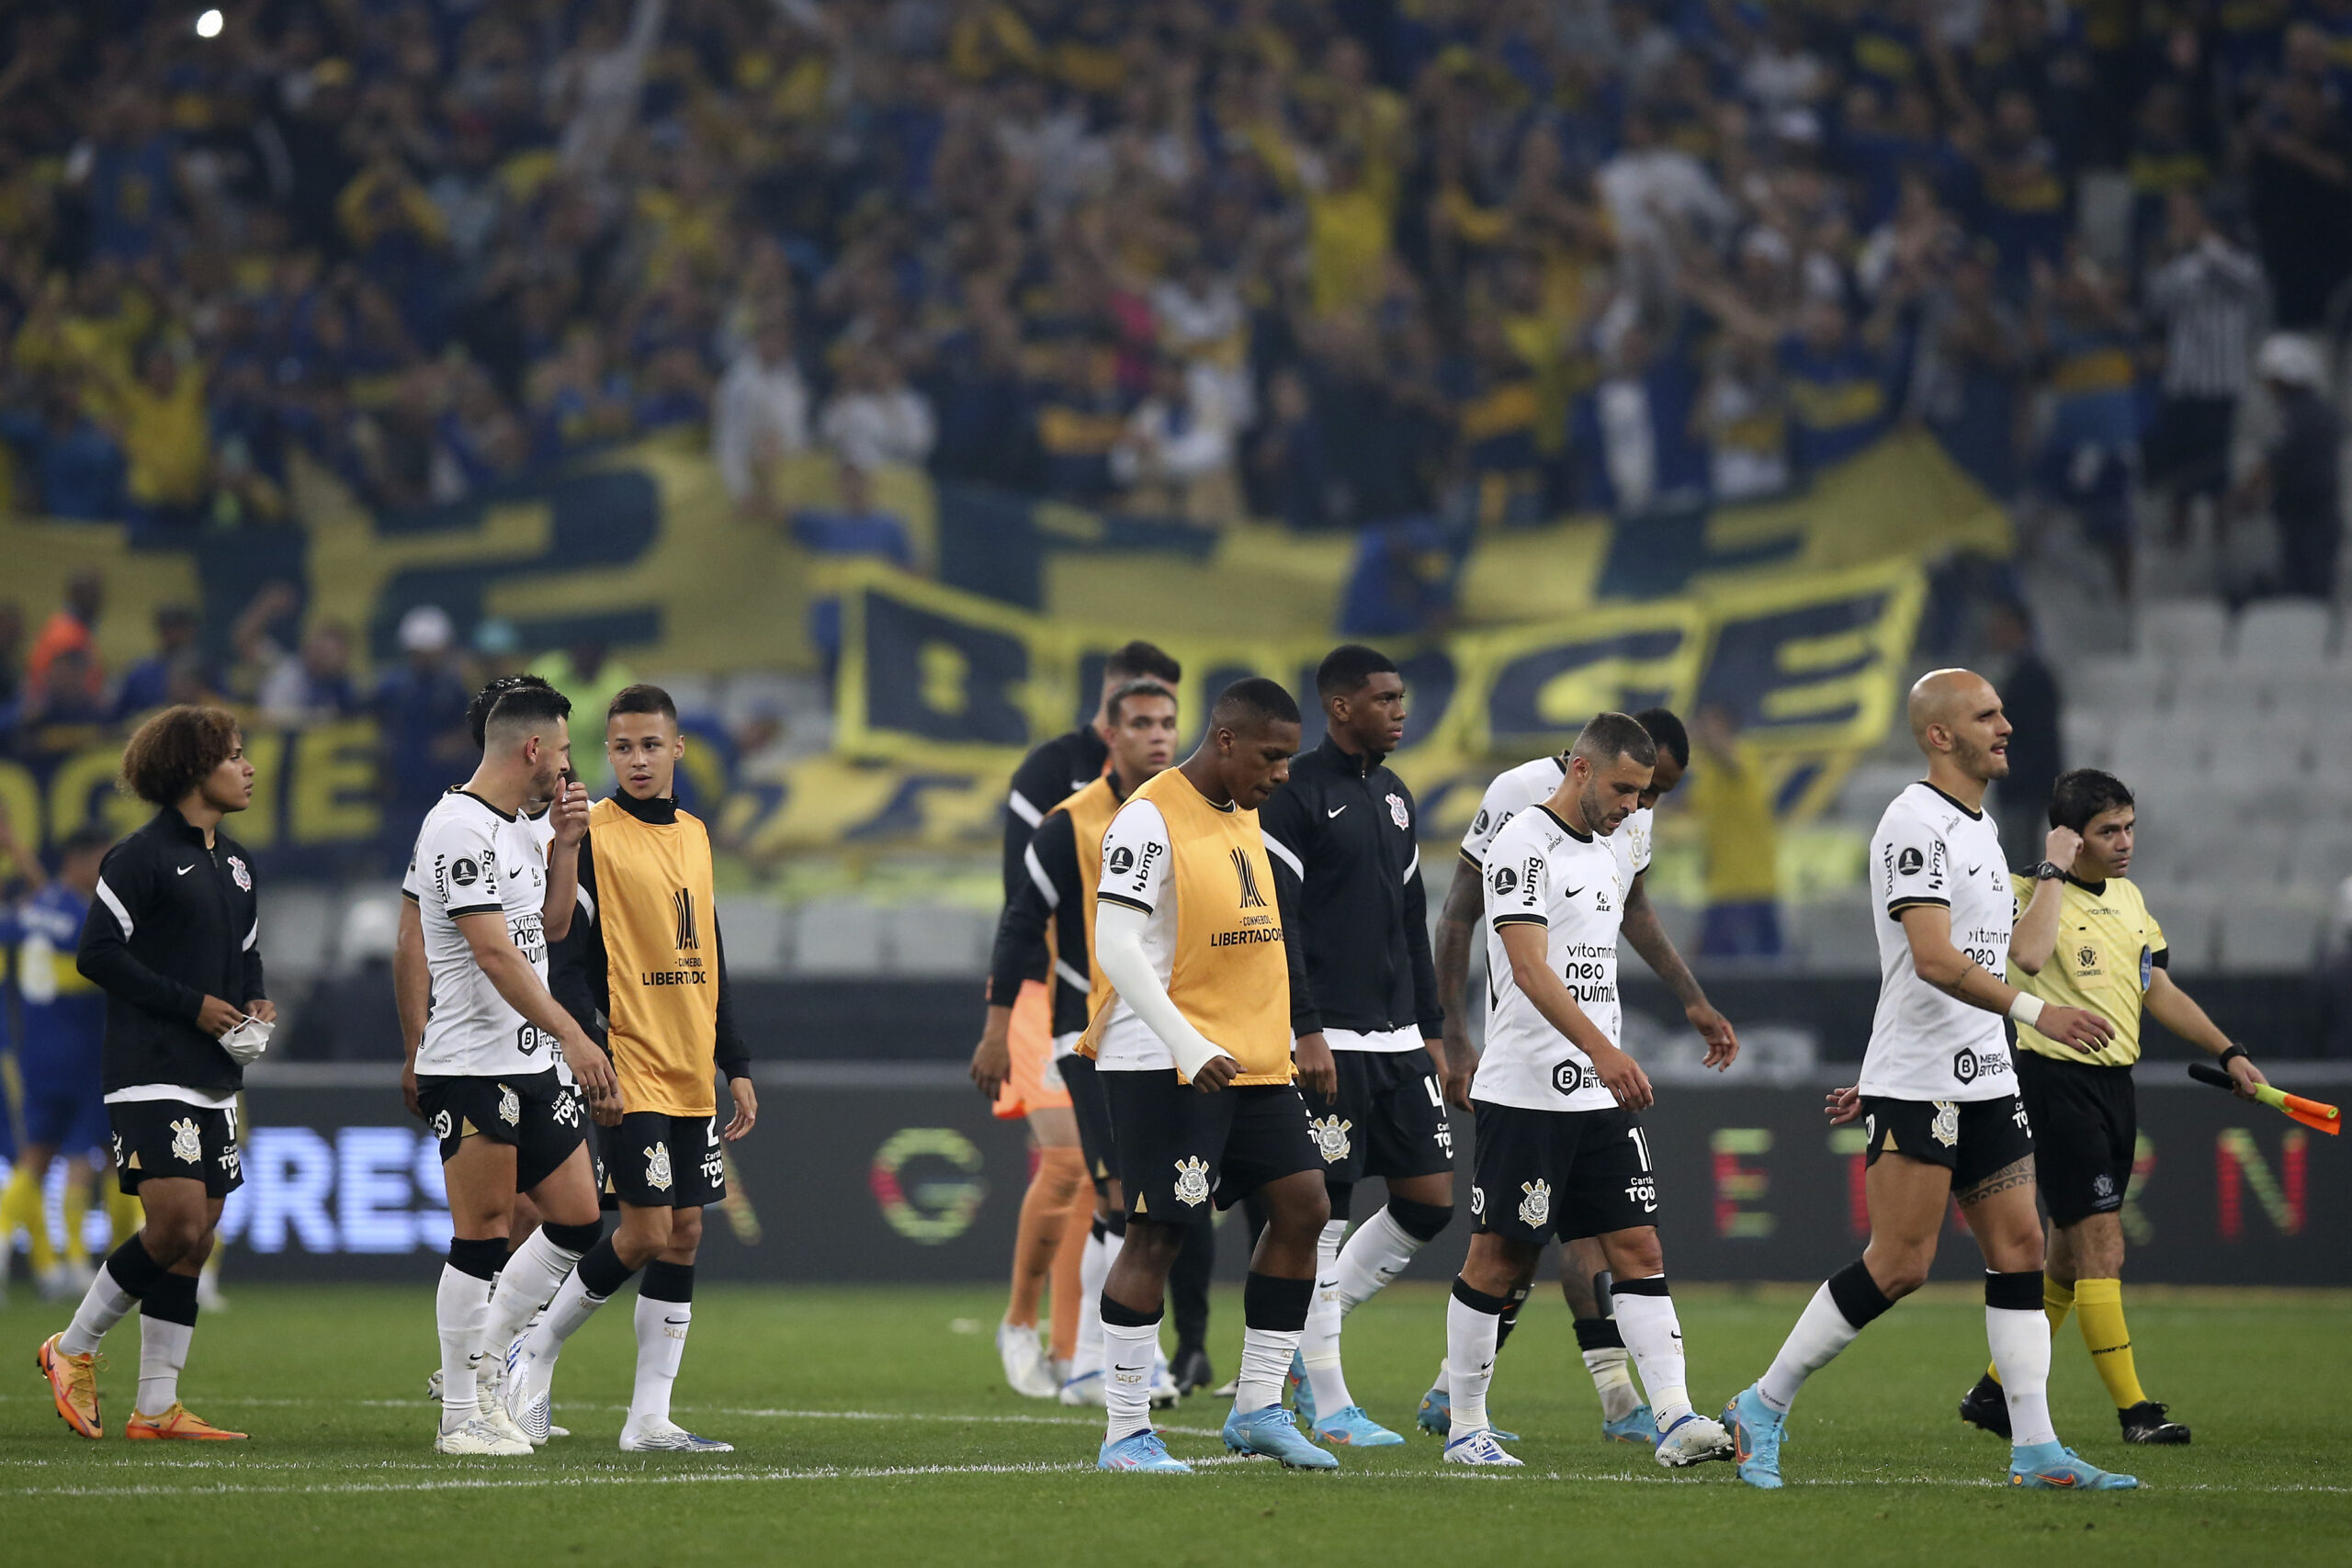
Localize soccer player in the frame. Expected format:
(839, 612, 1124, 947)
(2, 828, 113, 1299)
(1438, 713, 1733, 1469)
(981, 638, 1184, 1400)
(1426, 708, 1737, 1444)
(40, 706, 267, 1441)
(500, 684, 759, 1452)
(1722, 670, 2140, 1492)
(1253, 645, 1446, 1449)
(1958, 767, 2266, 1446)
(1084, 677, 1339, 1473)
(408, 684, 619, 1456)
(976, 678, 1181, 1407)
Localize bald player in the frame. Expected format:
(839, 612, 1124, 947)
(1722, 671, 2139, 1492)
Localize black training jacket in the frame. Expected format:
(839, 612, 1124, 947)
(1001, 726, 1109, 903)
(989, 803, 1094, 1038)
(1257, 733, 1442, 1040)
(77, 807, 265, 1095)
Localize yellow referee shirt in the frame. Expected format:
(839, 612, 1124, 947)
(2006, 873, 2167, 1068)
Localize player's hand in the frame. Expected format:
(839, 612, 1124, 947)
(246, 998, 277, 1024)
(197, 994, 245, 1037)
(2041, 1004, 2115, 1051)
(1689, 1002, 1738, 1070)
(571, 1042, 623, 1124)
(1191, 1054, 1242, 1093)
(1441, 1030, 1478, 1111)
(2226, 1053, 2268, 1100)
(723, 1076, 759, 1139)
(1824, 1084, 1862, 1124)
(1294, 1031, 1338, 1102)
(969, 1028, 1012, 1101)
(2043, 826, 2082, 873)
(1589, 1043, 1653, 1111)
(402, 1061, 422, 1119)
(549, 779, 590, 847)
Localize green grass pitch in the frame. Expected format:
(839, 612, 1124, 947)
(2, 1281, 2346, 1566)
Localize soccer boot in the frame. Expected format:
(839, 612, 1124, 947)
(1416, 1381, 1517, 1442)
(2120, 1402, 2190, 1445)
(477, 1387, 536, 1450)
(502, 1342, 556, 1446)
(997, 1320, 1058, 1399)
(1959, 1372, 2011, 1438)
(435, 1416, 532, 1456)
(1724, 1383, 1786, 1490)
(1149, 1348, 1181, 1410)
(425, 1368, 444, 1403)
(1655, 1411, 1736, 1468)
(1057, 1368, 1106, 1407)
(2009, 1441, 2140, 1489)
(1170, 1346, 1213, 1396)
(1222, 1405, 1340, 1470)
(1099, 1430, 1192, 1472)
(1442, 1428, 1523, 1467)
(619, 1417, 734, 1453)
(1313, 1405, 1405, 1448)
(1602, 1404, 1658, 1446)
(1285, 1349, 1316, 1427)
(125, 1403, 248, 1440)
(36, 1334, 101, 1438)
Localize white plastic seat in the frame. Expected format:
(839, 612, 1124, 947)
(2064, 655, 2171, 713)
(2214, 895, 2325, 973)
(788, 901, 885, 974)
(2138, 599, 2230, 660)
(2148, 893, 2219, 971)
(2233, 602, 2335, 665)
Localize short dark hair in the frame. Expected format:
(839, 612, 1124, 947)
(119, 705, 242, 807)
(1572, 711, 1658, 771)
(1634, 707, 1690, 771)
(468, 673, 556, 750)
(60, 825, 114, 861)
(607, 682, 678, 723)
(1211, 676, 1301, 733)
(484, 684, 572, 748)
(1104, 639, 1182, 685)
(1106, 679, 1176, 727)
(1315, 643, 1397, 700)
(2049, 768, 2134, 832)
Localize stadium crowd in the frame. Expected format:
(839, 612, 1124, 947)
(0, 0, 2343, 602)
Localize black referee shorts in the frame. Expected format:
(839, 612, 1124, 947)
(2017, 1051, 2136, 1228)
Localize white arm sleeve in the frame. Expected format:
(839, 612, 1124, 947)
(1093, 899, 1231, 1080)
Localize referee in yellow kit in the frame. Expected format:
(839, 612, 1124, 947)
(1958, 769, 2267, 1447)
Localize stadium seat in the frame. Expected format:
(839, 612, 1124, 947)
(2150, 893, 2220, 971)
(2059, 709, 2114, 768)
(787, 901, 885, 974)
(259, 886, 340, 979)
(2202, 714, 2313, 773)
(2063, 655, 2170, 713)
(2285, 830, 2352, 892)
(2138, 599, 2230, 661)
(2169, 658, 2240, 713)
(2256, 662, 2352, 714)
(715, 897, 791, 978)
(2214, 895, 2326, 973)
(881, 905, 995, 976)
(2233, 602, 2335, 664)
(2109, 713, 2193, 780)
(2177, 823, 2292, 886)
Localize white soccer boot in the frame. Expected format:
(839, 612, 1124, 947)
(1655, 1411, 1736, 1468)
(997, 1319, 1058, 1399)
(435, 1416, 532, 1456)
(618, 1416, 734, 1453)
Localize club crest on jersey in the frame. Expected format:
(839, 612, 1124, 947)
(1930, 1100, 1960, 1147)
(169, 1117, 202, 1164)
(497, 1084, 521, 1126)
(227, 854, 252, 891)
(646, 1140, 674, 1191)
(1172, 1156, 1211, 1207)
(1386, 792, 1410, 830)
(1517, 1179, 1552, 1230)
(1308, 1114, 1354, 1163)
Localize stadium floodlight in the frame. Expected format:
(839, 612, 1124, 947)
(196, 8, 223, 38)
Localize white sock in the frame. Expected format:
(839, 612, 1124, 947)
(1611, 1280, 1692, 1427)
(1583, 1346, 1641, 1421)
(60, 1262, 139, 1356)
(526, 1266, 613, 1359)
(630, 1293, 691, 1429)
(435, 1264, 493, 1426)
(1300, 1219, 1352, 1416)
(1444, 1287, 1503, 1438)
(1332, 1205, 1425, 1313)
(1071, 1227, 1110, 1380)
(136, 1314, 194, 1416)
(1102, 1314, 1159, 1444)
(1758, 1282, 1865, 1415)
(1987, 1305, 2057, 1448)
(483, 1229, 585, 1362)
(1236, 1325, 1303, 1414)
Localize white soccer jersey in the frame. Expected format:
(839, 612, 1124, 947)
(1862, 782, 2018, 1101)
(1090, 796, 1182, 1072)
(1459, 755, 1653, 887)
(1471, 804, 1627, 1112)
(412, 790, 560, 1078)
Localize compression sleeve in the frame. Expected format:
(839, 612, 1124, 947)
(1093, 898, 1230, 1081)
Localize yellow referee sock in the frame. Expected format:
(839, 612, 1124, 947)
(1985, 1277, 2075, 1384)
(1, 1167, 58, 1274)
(2074, 1277, 2148, 1409)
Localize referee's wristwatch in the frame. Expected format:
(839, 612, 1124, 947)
(2033, 861, 2066, 882)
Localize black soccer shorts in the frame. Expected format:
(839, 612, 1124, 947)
(2015, 1052, 2135, 1227)
(415, 1068, 589, 1193)
(1104, 1071, 1320, 1225)
(1860, 1091, 2034, 1195)
(603, 1111, 727, 1209)
(1468, 1100, 1656, 1245)
(109, 1096, 243, 1198)
(1057, 1052, 1119, 1195)
(1306, 1047, 1453, 1185)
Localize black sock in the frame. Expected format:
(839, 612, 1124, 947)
(576, 1236, 638, 1299)
(104, 1235, 168, 1298)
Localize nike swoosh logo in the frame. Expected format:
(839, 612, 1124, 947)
(1564, 886, 1584, 898)
(176, 864, 195, 875)
(664, 1316, 691, 1326)
(1327, 806, 1346, 818)
(1969, 865, 1984, 876)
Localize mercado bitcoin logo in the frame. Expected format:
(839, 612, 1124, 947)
(869, 1128, 989, 1244)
